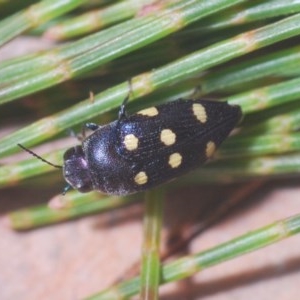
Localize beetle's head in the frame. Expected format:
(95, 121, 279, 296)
(63, 146, 93, 193)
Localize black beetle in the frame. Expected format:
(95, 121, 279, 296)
(19, 98, 241, 195)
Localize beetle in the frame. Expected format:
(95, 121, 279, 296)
(19, 98, 242, 195)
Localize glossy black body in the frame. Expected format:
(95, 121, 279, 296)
(63, 99, 242, 195)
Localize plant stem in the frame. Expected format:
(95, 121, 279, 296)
(140, 189, 164, 300)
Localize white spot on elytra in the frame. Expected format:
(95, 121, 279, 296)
(168, 152, 182, 168)
(160, 129, 176, 146)
(193, 103, 207, 123)
(124, 134, 139, 151)
(137, 107, 158, 117)
(206, 141, 216, 158)
(134, 171, 148, 185)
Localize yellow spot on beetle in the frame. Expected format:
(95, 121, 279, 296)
(206, 141, 216, 158)
(137, 107, 158, 117)
(160, 129, 176, 146)
(134, 171, 148, 185)
(193, 103, 207, 123)
(168, 153, 182, 168)
(124, 134, 139, 151)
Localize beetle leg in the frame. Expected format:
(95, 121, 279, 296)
(85, 123, 99, 131)
(118, 79, 133, 120)
(118, 95, 128, 120)
(78, 122, 100, 139)
(67, 128, 82, 140)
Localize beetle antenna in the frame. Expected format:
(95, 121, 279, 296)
(18, 143, 62, 169)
